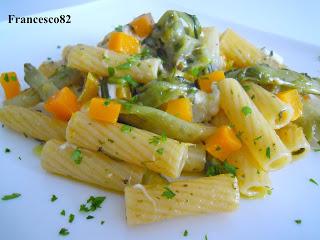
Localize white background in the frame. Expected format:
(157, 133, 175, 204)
(1, 0, 320, 46)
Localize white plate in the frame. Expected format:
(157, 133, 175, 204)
(1, 1, 320, 239)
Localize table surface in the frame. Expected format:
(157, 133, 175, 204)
(1, 0, 320, 46)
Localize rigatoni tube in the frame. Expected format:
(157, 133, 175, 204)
(41, 139, 145, 192)
(125, 174, 240, 225)
(277, 123, 310, 160)
(227, 145, 271, 199)
(0, 105, 66, 141)
(65, 44, 161, 83)
(218, 78, 291, 171)
(66, 111, 188, 178)
(243, 82, 293, 129)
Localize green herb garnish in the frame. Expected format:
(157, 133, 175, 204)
(71, 148, 83, 164)
(295, 219, 302, 224)
(4, 73, 9, 82)
(104, 99, 111, 106)
(253, 136, 262, 144)
(266, 147, 271, 159)
(4, 148, 11, 153)
(51, 194, 58, 202)
(162, 187, 176, 199)
(60, 210, 66, 216)
(100, 220, 105, 225)
(108, 67, 115, 77)
(149, 133, 167, 146)
(86, 215, 94, 220)
(1, 193, 21, 200)
(59, 228, 69, 236)
(114, 25, 123, 32)
(121, 124, 133, 133)
(183, 230, 188, 237)
(309, 178, 318, 186)
(156, 148, 164, 155)
(241, 106, 252, 116)
(242, 85, 251, 91)
(79, 196, 106, 212)
(69, 214, 75, 223)
(206, 161, 237, 177)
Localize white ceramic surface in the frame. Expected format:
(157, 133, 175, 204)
(0, 1, 320, 239)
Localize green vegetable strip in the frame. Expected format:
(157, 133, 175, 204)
(295, 96, 320, 148)
(118, 100, 215, 143)
(5, 66, 82, 107)
(226, 64, 320, 95)
(24, 63, 59, 100)
(136, 81, 195, 108)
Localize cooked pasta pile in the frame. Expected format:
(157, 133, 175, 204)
(1, 10, 319, 225)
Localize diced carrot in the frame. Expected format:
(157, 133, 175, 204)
(116, 85, 132, 99)
(276, 89, 302, 121)
(108, 32, 140, 55)
(0, 72, 21, 99)
(130, 13, 154, 38)
(78, 72, 100, 105)
(205, 125, 242, 160)
(198, 71, 225, 93)
(89, 97, 121, 124)
(166, 98, 192, 122)
(44, 87, 79, 121)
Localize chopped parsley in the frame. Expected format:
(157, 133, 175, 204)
(156, 148, 164, 155)
(114, 25, 123, 32)
(309, 178, 318, 186)
(295, 219, 302, 224)
(51, 194, 58, 202)
(204, 234, 208, 240)
(1, 193, 21, 200)
(253, 136, 262, 144)
(86, 215, 94, 220)
(278, 110, 285, 120)
(128, 95, 138, 104)
(149, 133, 167, 146)
(107, 67, 115, 77)
(122, 75, 139, 88)
(79, 196, 106, 212)
(183, 230, 188, 237)
(241, 106, 252, 116)
(121, 124, 133, 133)
(100, 220, 105, 225)
(190, 66, 201, 77)
(162, 186, 176, 199)
(47, 57, 52, 61)
(4, 148, 11, 153)
(215, 145, 222, 151)
(242, 85, 251, 91)
(59, 228, 69, 236)
(314, 149, 320, 152)
(122, 102, 133, 111)
(236, 131, 243, 140)
(60, 210, 66, 216)
(266, 147, 271, 159)
(71, 148, 83, 164)
(104, 99, 111, 106)
(4, 73, 9, 82)
(206, 161, 237, 177)
(266, 186, 273, 195)
(69, 214, 75, 223)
